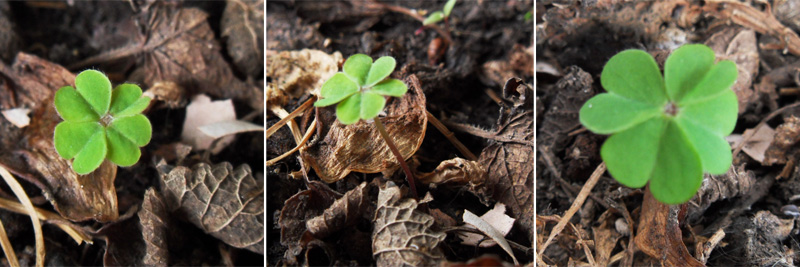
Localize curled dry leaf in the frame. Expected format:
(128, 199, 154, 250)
(181, 94, 237, 154)
(462, 210, 518, 265)
(306, 182, 369, 239)
(278, 181, 340, 265)
(635, 187, 703, 267)
(687, 164, 755, 222)
(266, 49, 342, 101)
(704, 27, 758, 114)
(301, 75, 427, 183)
(138, 188, 169, 266)
(0, 53, 119, 222)
(373, 182, 446, 266)
(459, 203, 514, 248)
(417, 157, 485, 186)
(764, 116, 800, 165)
(730, 125, 775, 163)
(221, 0, 264, 77)
(591, 209, 622, 267)
(158, 161, 264, 254)
(144, 81, 185, 109)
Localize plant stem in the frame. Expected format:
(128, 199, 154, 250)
(374, 117, 418, 199)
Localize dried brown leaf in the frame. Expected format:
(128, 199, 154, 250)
(635, 187, 703, 267)
(687, 164, 755, 222)
(731, 125, 775, 163)
(537, 66, 594, 151)
(100, 214, 147, 266)
(417, 158, 485, 186)
(277, 181, 339, 265)
(704, 27, 758, 114)
(138, 188, 169, 266)
(158, 161, 264, 254)
(372, 182, 446, 266)
(301, 74, 427, 183)
(0, 53, 119, 222)
(591, 210, 622, 267)
(764, 116, 800, 165)
(266, 49, 342, 101)
(221, 0, 264, 77)
(306, 182, 369, 239)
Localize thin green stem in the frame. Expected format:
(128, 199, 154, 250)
(374, 117, 418, 199)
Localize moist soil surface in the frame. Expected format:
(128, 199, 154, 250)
(538, 1, 800, 266)
(267, 0, 533, 265)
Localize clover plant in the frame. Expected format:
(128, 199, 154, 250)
(54, 70, 152, 175)
(314, 54, 408, 124)
(423, 0, 456, 25)
(579, 44, 738, 204)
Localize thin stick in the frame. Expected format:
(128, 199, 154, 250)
(266, 97, 314, 141)
(0, 165, 44, 267)
(537, 162, 606, 263)
(0, 217, 18, 267)
(267, 118, 317, 166)
(426, 111, 477, 160)
(732, 101, 800, 158)
(375, 117, 419, 199)
(366, 1, 453, 45)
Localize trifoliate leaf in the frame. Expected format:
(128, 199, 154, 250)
(365, 56, 396, 87)
(71, 129, 107, 175)
(343, 54, 372, 86)
(55, 86, 100, 122)
(360, 92, 386, 120)
(423, 11, 444, 25)
(601, 117, 666, 189)
(109, 114, 152, 147)
(579, 93, 661, 134)
(336, 93, 361, 125)
(110, 84, 151, 117)
(316, 73, 359, 107)
(648, 121, 703, 204)
(664, 44, 714, 102)
(443, 0, 456, 17)
(106, 128, 141, 167)
(370, 79, 407, 97)
(75, 69, 112, 115)
(600, 49, 667, 106)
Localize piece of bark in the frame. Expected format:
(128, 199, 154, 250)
(158, 161, 263, 254)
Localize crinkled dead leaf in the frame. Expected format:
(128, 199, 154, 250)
(306, 182, 369, 239)
(704, 27, 758, 114)
(301, 75, 427, 183)
(138, 188, 169, 266)
(158, 161, 263, 254)
(635, 187, 703, 267)
(277, 181, 340, 265)
(538, 66, 594, 152)
(0, 53, 119, 222)
(373, 182, 446, 266)
(474, 79, 533, 243)
(267, 49, 342, 101)
(764, 116, 800, 165)
(417, 157, 485, 186)
(221, 0, 264, 77)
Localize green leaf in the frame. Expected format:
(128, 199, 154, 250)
(679, 60, 738, 103)
(72, 130, 107, 175)
(679, 90, 738, 136)
(108, 114, 152, 147)
(360, 92, 386, 120)
(664, 44, 715, 102)
(105, 127, 141, 167)
(675, 117, 732, 174)
(601, 118, 667, 189)
(343, 54, 372, 86)
(364, 56, 396, 87)
(315, 73, 359, 107)
(443, 0, 457, 17)
(110, 84, 151, 117)
(424, 11, 444, 25)
(336, 93, 361, 125)
(600, 49, 667, 106)
(54, 121, 103, 160)
(648, 121, 704, 204)
(579, 93, 661, 134)
(370, 79, 407, 97)
(75, 69, 112, 115)
(54, 86, 100, 122)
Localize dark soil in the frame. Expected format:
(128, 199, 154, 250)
(267, 0, 533, 265)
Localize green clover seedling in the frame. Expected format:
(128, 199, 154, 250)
(54, 70, 152, 175)
(314, 54, 408, 124)
(423, 0, 457, 25)
(579, 44, 738, 204)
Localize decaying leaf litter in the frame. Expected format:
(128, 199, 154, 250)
(0, 1, 263, 266)
(537, 1, 800, 266)
(267, 0, 533, 265)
